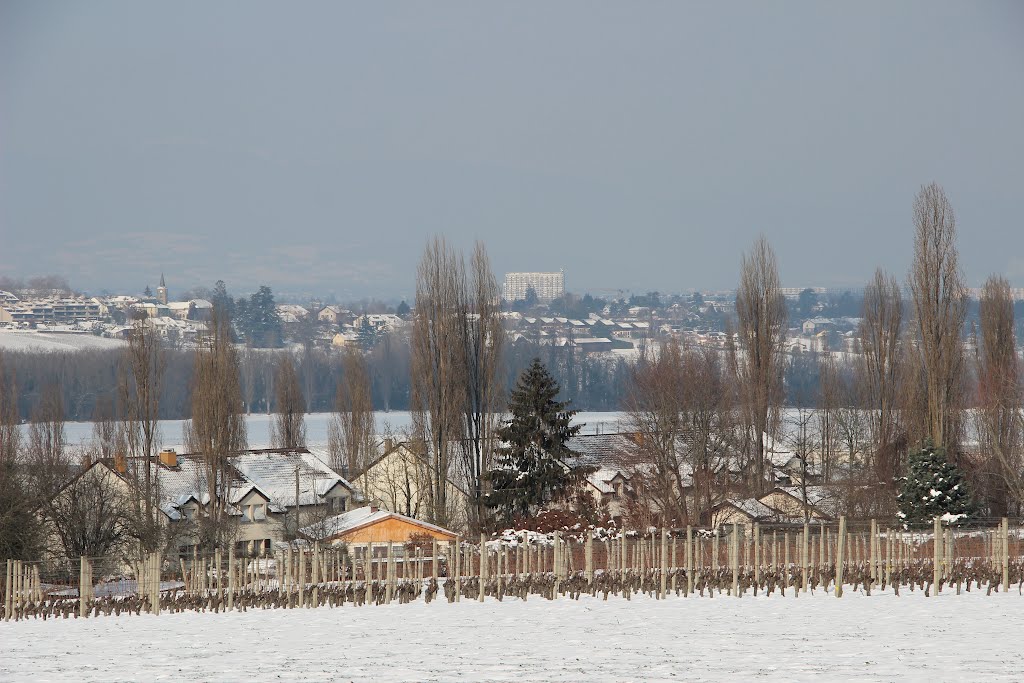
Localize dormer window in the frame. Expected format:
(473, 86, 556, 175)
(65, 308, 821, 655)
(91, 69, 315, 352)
(246, 503, 267, 522)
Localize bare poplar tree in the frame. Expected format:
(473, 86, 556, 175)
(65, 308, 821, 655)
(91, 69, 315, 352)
(0, 353, 20, 467)
(908, 182, 968, 452)
(734, 236, 787, 493)
(858, 268, 904, 481)
(410, 237, 468, 527)
(974, 275, 1023, 516)
(0, 354, 40, 558)
(90, 394, 124, 463)
(459, 241, 504, 530)
(239, 346, 258, 414)
(270, 355, 306, 449)
(816, 354, 841, 483)
(119, 316, 165, 551)
(329, 347, 376, 477)
(184, 308, 247, 546)
(27, 384, 68, 513)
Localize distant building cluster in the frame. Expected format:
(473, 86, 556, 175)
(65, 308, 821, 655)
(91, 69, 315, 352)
(0, 294, 103, 325)
(503, 271, 565, 303)
(0, 273, 212, 347)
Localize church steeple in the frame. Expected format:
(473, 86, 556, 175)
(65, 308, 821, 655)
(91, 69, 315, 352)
(157, 273, 168, 305)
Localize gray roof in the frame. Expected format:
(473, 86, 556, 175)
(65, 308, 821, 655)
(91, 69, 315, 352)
(125, 447, 352, 521)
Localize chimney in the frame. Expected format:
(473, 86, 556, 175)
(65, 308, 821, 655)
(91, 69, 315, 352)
(114, 452, 127, 474)
(159, 448, 178, 468)
(383, 437, 394, 452)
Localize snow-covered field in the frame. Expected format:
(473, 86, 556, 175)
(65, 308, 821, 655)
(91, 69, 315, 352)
(2, 591, 1021, 682)
(0, 331, 125, 352)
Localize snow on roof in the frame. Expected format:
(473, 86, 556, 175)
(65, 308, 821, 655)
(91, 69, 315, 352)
(301, 505, 456, 540)
(587, 467, 627, 494)
(725, 497, 778, 519)
(119, 448, 351, 520)
(231, 449, 354, 509)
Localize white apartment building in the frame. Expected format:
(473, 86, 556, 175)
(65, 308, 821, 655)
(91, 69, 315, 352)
(503, 271, 565, 303)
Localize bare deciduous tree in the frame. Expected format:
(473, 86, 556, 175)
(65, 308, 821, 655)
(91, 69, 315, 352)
(683, 345, 734, 526)
(0, 353, 19, 468)
(410, 237, 468, 528)
(908, 182, 968, 453)
(42, 458, 131, 559)
(119, 317, 166, 552)
(974, 275, 1023, 516)
(816, 354, 841, 484)
(458, 242, 504, 530)
(859, 268, 904, 481)
(625, 338, 690, 526)
(90, 394, 124, 463)
(28, 384, 67, 497)
(0, 353, 40, 558)
(185, 309, 247, 546)
(735, 236, 787, 493)
(270, 355, 306, 449)
(329, 347, 376, 477)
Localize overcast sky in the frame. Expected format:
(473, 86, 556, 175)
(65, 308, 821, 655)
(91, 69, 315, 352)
(2, 2, 1022, 300)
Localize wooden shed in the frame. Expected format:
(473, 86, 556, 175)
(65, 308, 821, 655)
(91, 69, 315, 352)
(301, 505, 458, 546)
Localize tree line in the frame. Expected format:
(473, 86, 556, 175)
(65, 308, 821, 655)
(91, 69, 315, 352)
(622, 183, 1021, 528)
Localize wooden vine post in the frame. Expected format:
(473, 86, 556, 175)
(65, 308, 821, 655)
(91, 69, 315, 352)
(835, 516, 846, 598)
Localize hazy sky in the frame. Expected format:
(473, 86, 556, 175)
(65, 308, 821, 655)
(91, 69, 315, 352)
(2, 2, 1022, 300)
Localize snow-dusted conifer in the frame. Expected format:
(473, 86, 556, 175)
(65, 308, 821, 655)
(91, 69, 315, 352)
(896, 442, 973, 527)
(486, 358, 584, 525)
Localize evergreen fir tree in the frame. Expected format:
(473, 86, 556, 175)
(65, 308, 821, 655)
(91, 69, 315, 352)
(245, 285, 283, 347)
(896, 442, 974, 527)
(355, 318, 378, 349)
(486, 358, 587, 525)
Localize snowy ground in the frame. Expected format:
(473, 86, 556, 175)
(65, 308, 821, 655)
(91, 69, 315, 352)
(2, 590, 1021, 682)
(0, 330, 125, 352)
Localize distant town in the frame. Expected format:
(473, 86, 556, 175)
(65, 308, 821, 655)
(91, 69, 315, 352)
(2, 270, 1022, 358)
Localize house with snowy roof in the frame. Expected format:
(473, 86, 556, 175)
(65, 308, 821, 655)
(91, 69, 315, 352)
(317, 305, 350, 325)
(44, 447, 356, 558)
(712, 497, 782, 526)
(757, 486, 838, 522)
